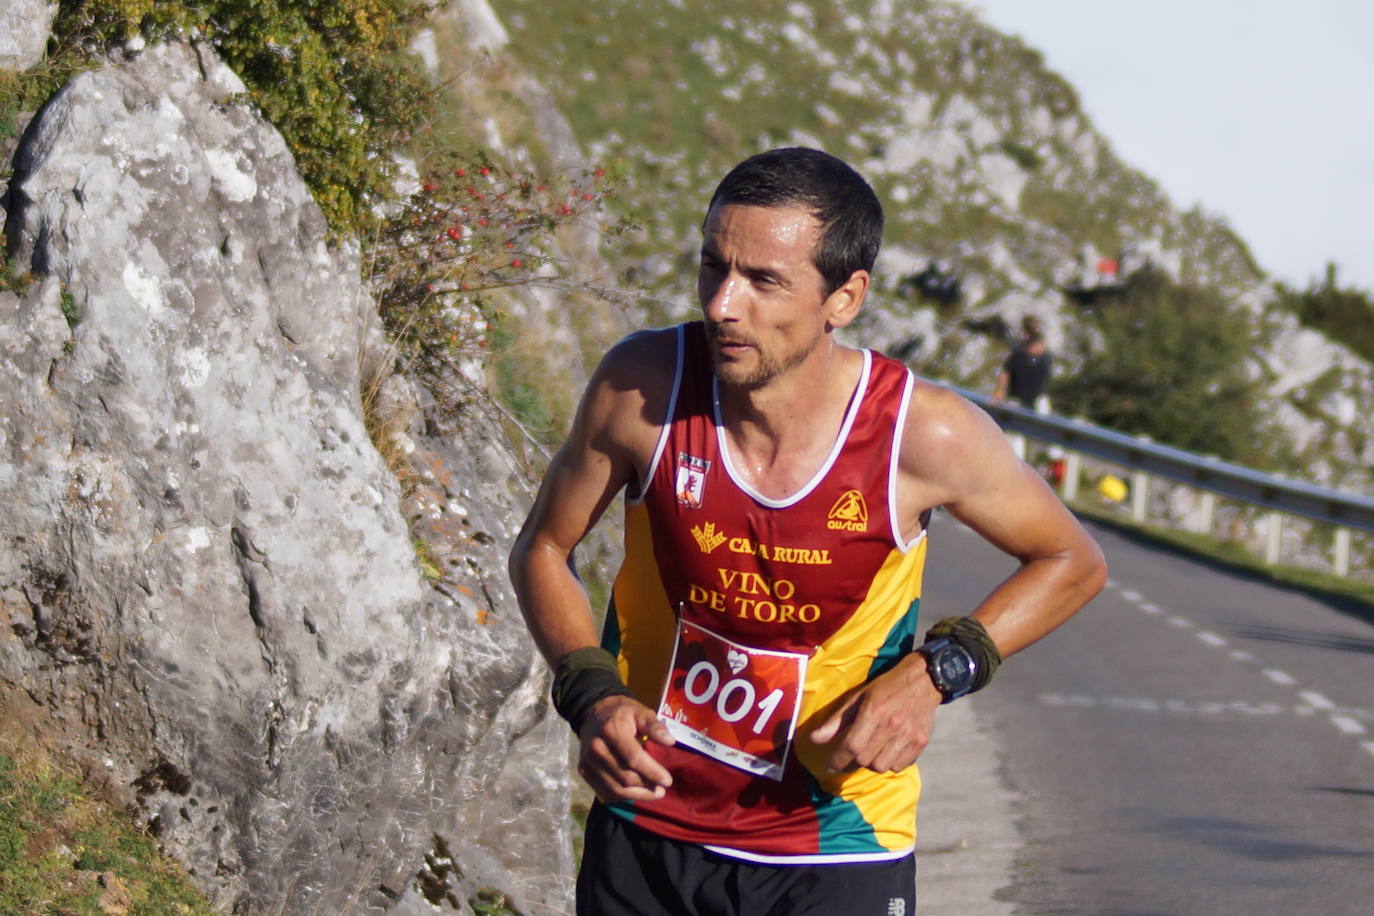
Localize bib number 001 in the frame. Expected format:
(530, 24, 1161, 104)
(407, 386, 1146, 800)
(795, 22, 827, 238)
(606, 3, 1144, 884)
(682, 660, 786, 735)
(658, 619, 808, 780)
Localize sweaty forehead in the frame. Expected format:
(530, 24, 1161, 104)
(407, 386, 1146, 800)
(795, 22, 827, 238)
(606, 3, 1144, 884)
(701, 203, 821, 255)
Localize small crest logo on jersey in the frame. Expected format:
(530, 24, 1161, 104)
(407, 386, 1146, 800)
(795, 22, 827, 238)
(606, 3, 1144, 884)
(675, 452, 710, 508)
(826, 489, 868, 532)
(690, 521, 727, 554)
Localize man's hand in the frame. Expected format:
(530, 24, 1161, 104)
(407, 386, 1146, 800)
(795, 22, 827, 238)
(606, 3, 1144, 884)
(577, 695, 677, 803)
(809, 653, 942, 773)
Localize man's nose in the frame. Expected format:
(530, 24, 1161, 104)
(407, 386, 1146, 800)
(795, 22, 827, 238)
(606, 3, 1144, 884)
(702, 273, 740, 321)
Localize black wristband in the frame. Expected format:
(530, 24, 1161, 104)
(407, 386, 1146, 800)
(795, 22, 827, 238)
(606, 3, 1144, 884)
(923, 616, 1002, 693)
(550, 647, 635, 734)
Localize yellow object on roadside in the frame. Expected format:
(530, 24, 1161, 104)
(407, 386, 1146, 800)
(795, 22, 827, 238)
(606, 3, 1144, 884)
(1096, 474, 1128, 503)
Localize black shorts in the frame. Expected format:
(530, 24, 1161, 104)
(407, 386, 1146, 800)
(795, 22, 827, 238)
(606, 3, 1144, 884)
(577, 802, 916, 916)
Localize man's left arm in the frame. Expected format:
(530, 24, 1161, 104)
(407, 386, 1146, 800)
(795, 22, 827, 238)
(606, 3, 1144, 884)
(811, 384, 1107, 772)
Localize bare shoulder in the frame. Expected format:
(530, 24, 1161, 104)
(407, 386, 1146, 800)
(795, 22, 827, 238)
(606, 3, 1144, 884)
(896, 378, 1021, 509)
(575, 326, 681, 470)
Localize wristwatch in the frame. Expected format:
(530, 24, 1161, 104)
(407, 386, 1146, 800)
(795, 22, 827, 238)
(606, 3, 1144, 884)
(915, 637, 977, 704)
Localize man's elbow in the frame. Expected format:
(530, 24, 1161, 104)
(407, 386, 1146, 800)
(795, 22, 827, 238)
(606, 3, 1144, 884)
(1077, 540, 1109, 603)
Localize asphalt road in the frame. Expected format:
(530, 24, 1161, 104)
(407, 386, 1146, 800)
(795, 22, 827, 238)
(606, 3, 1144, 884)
(915, 511, 1374, 915)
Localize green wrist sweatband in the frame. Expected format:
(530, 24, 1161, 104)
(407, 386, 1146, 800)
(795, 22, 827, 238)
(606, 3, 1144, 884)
(924, 616, 1002, 693)
(551, 647, 635, 734)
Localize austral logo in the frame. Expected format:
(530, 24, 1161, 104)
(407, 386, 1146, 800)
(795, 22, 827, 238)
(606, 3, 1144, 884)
(691, 521, 727, 554)
(826, 490, 868, 532)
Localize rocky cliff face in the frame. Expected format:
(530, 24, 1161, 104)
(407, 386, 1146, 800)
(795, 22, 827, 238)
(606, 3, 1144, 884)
(1, 37, 573, 915)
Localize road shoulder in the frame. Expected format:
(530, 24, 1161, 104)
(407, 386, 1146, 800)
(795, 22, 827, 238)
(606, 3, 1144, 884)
(915, 695, 1021, 914)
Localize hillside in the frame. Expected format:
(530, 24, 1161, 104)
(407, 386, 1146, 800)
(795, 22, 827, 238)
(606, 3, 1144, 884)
(485, 0, 1374, 498)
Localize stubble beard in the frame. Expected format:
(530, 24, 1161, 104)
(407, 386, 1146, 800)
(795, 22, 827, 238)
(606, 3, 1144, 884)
(708, 323, 823, 392)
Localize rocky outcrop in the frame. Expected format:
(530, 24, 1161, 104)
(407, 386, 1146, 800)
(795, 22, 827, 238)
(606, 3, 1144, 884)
(1, 38, 572, 915)
(0, 0, 56, 71)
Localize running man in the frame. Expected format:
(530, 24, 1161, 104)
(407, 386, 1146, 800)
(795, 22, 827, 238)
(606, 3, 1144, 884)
(509, 147, 1106, 915)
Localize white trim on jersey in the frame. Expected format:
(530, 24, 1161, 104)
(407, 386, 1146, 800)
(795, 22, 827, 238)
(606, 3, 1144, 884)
(628, 325, 686, 507)
(711, 349, 873, 508)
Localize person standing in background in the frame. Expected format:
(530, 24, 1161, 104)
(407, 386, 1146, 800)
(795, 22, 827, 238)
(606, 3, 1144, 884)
(993, 315, 1052, 411)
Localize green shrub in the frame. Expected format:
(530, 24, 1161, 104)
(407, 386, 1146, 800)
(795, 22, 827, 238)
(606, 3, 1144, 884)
(1274, 263, 1374, 362)
(1052, 266, 1284, 467)
(45, 0, 432, 235)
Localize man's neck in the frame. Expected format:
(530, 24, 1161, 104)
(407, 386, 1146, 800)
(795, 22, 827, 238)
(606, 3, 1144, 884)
(716, 344, 864, 500)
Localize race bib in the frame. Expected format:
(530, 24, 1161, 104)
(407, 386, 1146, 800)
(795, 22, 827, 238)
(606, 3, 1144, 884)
(657, 618, 808, 781)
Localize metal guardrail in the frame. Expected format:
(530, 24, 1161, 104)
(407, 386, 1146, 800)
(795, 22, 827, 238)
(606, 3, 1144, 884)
(949, 385, 1374, 575)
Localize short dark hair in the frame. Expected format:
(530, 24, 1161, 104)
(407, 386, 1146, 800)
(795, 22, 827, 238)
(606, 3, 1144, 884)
(706, 148, 884, 297)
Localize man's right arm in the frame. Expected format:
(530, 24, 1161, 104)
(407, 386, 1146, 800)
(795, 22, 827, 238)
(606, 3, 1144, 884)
(507, 329, 678, 800)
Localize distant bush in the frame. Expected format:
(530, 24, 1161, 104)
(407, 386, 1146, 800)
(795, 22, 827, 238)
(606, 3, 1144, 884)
(1274, 263, 1374, 363)
(1052, 266, 1284, 468)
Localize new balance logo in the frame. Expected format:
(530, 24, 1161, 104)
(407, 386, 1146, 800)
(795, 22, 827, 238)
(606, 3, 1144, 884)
(885, 898, 906, 916)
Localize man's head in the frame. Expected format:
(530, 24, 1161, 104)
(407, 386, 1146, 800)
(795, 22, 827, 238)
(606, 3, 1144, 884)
(705, 148, 883, 297)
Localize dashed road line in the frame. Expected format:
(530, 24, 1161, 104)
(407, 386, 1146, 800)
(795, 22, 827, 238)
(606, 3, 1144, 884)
(1096, 578, 1374, 760)
(1037, 694, 1374, 722)
(1332, 717, 1367, 735)
(1299, 691, 1336, 710)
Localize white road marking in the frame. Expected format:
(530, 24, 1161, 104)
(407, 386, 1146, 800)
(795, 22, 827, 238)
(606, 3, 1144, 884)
(1332, 717, 1366, 735)
(1094, 584, 1374, 766)
(1299, 691, 1336, 710)
(1036, 695, 1371, 720)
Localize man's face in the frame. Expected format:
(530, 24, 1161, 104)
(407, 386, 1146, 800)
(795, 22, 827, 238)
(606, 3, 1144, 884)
(697, 203, 833, 391)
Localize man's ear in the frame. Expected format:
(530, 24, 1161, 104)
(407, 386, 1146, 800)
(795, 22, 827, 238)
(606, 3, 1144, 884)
(824, 269, 869, 330)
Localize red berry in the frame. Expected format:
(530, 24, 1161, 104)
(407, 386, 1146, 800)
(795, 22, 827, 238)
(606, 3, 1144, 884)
(455, 168, 466, 177)
(511, 259, 522, 268)
(480, 167, 492, 176)
(446, 227, 461, 239)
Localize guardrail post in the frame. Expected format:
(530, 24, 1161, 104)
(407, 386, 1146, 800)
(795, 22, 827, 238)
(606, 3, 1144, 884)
(1195, 492, 1215, 535)
(1333, 527, 1351, 577)
(1063, 452, 1081, 501)
(1131, 471, 1148, 523)
(1264, 511, 1283, 565)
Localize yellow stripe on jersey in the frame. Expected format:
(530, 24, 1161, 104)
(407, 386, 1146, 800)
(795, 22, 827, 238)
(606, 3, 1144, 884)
(792, 537, 929, 851)
(609, 501, 677, 702)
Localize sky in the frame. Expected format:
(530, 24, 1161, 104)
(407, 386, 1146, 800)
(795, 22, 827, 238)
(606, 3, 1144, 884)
(967, 0, 1374, 292)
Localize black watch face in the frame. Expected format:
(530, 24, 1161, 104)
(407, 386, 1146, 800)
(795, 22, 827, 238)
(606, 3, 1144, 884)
(934, 646, 972, 687)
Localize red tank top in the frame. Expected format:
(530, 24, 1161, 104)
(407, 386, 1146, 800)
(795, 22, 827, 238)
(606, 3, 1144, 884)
(604, 322, 928, 863)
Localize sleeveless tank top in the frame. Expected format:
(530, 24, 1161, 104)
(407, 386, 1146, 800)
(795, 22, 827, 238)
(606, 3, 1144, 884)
(601, 322, 929, 863)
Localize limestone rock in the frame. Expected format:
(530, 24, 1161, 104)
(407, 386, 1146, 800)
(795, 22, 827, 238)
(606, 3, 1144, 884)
(0, 0, 57, 71)
(1, 39, 571, 914)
